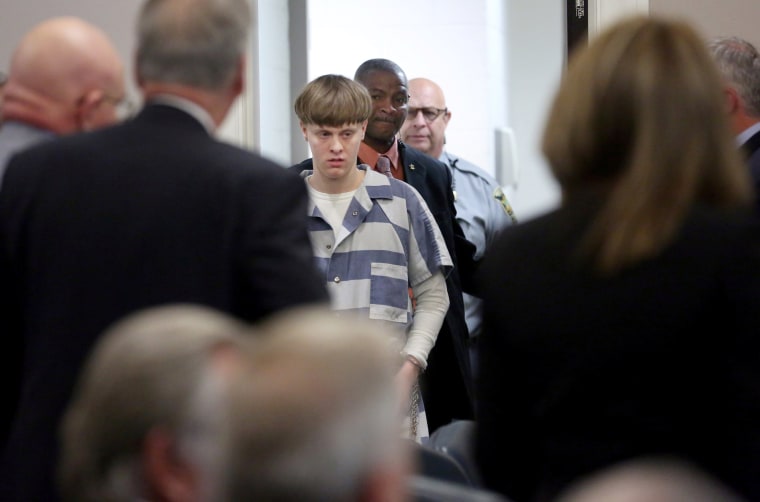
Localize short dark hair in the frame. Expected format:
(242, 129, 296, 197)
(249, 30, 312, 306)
(354, 58, 406, 85)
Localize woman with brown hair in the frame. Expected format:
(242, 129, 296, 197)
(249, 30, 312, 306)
(475, 15, 760, 502)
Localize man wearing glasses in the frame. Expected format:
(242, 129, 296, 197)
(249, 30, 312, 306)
(400, 77, 517, 371)
(0, 17, 128, 187)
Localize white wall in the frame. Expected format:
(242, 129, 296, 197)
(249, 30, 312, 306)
(252, 0, 292, 165)
(589, 0, 649, 35)
(504, 1, 563, 219)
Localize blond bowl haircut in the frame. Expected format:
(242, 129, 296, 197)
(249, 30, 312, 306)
(59, 304, 252, 502)
(223, 307, 407, 502)
(294, 74, 373, 127)
(542, 16, 752, 274)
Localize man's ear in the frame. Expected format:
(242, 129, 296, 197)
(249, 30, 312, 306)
(76, 89, 105, 132)
(361, 119, 368, 139)
(231, 55, 245, 97)
(300, 121, 309, 141)
(724, 86, 741, 115)
(142, 427, 197, 502)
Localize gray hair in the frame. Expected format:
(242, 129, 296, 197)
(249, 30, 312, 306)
(224, 307, 405, 502)
(708, 36, 760, 117)
(58, 304, 250, 502)
(136, 0, 251, 90)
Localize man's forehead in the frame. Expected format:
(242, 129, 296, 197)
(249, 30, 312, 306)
(409, 94, 442, 106)
(361, 70, 406, 89)
(410, 82, 444, 105)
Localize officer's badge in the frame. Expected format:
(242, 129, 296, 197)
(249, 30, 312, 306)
(493, 187, 518, 224)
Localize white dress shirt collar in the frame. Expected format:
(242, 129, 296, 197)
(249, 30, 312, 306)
(737, 121, 760, 146)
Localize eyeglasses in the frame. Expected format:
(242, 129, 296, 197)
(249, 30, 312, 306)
(406, 107, 448, 122)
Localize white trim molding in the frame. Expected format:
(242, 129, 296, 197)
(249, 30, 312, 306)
(589, 0, 649, 37)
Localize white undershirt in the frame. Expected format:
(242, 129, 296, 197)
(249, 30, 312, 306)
(307, 181, 356, 237)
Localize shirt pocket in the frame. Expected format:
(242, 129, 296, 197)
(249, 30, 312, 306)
(368, 262, 410, 324)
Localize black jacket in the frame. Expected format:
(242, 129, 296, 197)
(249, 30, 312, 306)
(0, 104, 328, 501)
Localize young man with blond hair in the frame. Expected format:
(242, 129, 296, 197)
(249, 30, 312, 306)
(293, 74, 451, 442)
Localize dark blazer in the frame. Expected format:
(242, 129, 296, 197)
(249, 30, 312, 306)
(292, 140, 477, 431)
(475, 200, 760, 502)
(741, 129, 760, 214)
(0, 104, 328, 501)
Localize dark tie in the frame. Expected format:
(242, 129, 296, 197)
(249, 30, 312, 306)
(375, 155, 392, 177)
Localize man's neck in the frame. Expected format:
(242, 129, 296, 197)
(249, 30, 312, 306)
(732, 111, 760, 137)
(148, 94, 216, 134)
(309, 166, 364, 195)
(141, 82, 234, 129)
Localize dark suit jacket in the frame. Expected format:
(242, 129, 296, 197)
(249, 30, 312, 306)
(292, 140, 477, 431)
(742, 128, 760, 213)
(475, 199, 760, 502)
(0, 104, 328, 501)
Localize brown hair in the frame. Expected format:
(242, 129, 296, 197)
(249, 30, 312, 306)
(542, 15, 752, 274)
(294, 74, 372, 126)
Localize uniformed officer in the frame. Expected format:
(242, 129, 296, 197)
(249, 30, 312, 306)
(400, 76, 517, 371)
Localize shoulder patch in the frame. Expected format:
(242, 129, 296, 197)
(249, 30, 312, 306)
(493, 187, 518, 223)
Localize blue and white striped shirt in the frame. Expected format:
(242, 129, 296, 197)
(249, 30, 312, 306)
(305, 166, 452, 336)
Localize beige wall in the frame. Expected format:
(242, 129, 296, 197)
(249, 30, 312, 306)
(651, 0, 760, 47)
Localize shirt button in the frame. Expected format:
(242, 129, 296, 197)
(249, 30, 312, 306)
(352, 211, 358, 216)
(333, 276, 341, 283)
(326, 244, 332, 249)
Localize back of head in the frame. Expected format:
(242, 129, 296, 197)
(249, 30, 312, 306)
(59, 304, 250, 502)
(542, 15, 751, 274)
(223, 307, 408, 502)
(555, 458, 747, 502)
(3, 16, 124, 132)
(294, 74, 372, 127)
(708, 36, 760, 118)
(136, 0, 251, 90)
